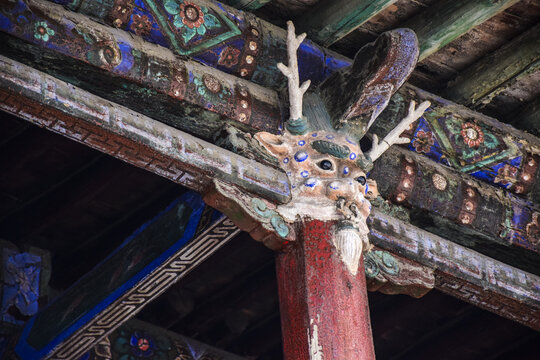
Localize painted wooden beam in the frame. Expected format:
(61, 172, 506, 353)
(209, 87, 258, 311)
(370, 83, 540, 202)
(1, 56, 538, 329)
(368, 208, 540, 330)
(0, 0, 282, 140)
(295, 0, 398, 47)
(42, 0, 350, 89)
(276, 220, 376, 359)
(14, 193, 239, 360)
(0, 55, 290, 204)
(403, 0, 520, 61)
(80, 318, 246, 360)
(445, 24, 540, 107)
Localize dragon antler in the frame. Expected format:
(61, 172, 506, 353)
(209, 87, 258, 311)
(367, 100, 430, 162)
(278, 21, 311, 134)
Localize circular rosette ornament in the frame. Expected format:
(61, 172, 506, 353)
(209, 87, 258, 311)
(164, 0, 220, 44)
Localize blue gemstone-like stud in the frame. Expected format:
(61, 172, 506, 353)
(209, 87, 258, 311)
(294, 151, 308, 162)
(365, 183, 369, 194)
(346, 137, 356, 145)
(350, 153, 357, 160)
(301, 170, 309, 178)
(304, 178, 317, 187)
(283, 157, 289, 164)
(326, 134, 335, 139)
(298, 140, 306, 146)
(312, 133, 318, 137)
(343, 166, 349, 175)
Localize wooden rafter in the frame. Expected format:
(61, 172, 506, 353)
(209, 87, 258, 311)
(445, 23, 540, 107)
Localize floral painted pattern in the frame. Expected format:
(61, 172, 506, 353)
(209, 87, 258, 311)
(164, 0, 220, 43)
(193, 74, 231, 104)
(34, 21, 54, 42)
(494, 164, 518, 186)
(412, 130, 434, 154)
(460, 122, 484, 148)
(130, 14, 152, 36)
(218, 46, 240, 67)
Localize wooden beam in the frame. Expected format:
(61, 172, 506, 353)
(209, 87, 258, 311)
(81, 318, 245, 360)
(276, 220, 376, 359)
(295, 0, 398, 47)
(222, 0, 273, 11)
(368, 209, 540, 330)
(0, 55, 290, 204)
(370, 83, 540, 202)
(14, 193, 239, 360)
(39, 0, 349, 89)
(403, 0, 520, 61)
(445, 24, 540, 107)
(0, 0, 282, 140)
(1, 57, 538, 329)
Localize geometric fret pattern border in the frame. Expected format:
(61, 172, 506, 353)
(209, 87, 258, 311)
(16, 216, 239, 360)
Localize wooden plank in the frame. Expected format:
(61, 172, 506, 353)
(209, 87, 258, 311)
(368, 209, 540, 330)
(0, 0, 282, 140)
(295, 0, 398, 47)
(79, 318, 246, 360)
(403, 0, 520, 61)
(445, 24, 540, 107)
(515, 97, 540, 138)
(0, 55, 291, 204)
(14, 193, 240, 360)
(276, 220, 376, 360)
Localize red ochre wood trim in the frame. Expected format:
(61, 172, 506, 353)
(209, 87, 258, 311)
(276, 220, 376, 360)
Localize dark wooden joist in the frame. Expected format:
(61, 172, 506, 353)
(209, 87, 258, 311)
(1, 56, 538, 332)
(14, 193, 239, 360)
(515, 97, 540, 138)
(445, 23, 540, 108)
(403, 0, 520, 61)
(295, 0, 398, 47)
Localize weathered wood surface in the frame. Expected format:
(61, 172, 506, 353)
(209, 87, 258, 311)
(0, 55, 290, 204)
(0, 0, 282, 140)
(368, 208, 540, 330)
(445, 23, 540, 107)
(276, 220, 376, 360)
(295, 0, 398, 47)
(403, 0, 520, 61)
(516, 97, 540, 138)
(79, 318, 246, 360)
(1, 56, 539, 330)
(14, 193, 239, 360)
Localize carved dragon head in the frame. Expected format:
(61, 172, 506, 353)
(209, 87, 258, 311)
(254, 22, 430, 274)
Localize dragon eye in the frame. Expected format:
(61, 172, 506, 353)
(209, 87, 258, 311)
(356, 176, 366, 185)
(318, 160, 333, 170)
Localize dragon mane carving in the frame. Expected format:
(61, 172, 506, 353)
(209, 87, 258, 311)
(209, 22, 429, 275)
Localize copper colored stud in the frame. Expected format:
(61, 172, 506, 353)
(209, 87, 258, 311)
(246, 55, 254, 64)
(465, 201, 473, 211)
(461, 214, 471, 224)
(403, 180, 410, 189)
(239, 113, 247, 121)
(249, 41, 257, 51)
(241, 100, 248, 109)
(396, 193, 406, 202)
(251, 28, 259, 37)
(522, 174, 530, 181)
(466, 188, 475, 198)
(240, 69, 248, 77)
(113, 19, 123, 27)
(528, 158, 535, 167)
(406, 166, 413, 175)
(432, 173, 447, 191)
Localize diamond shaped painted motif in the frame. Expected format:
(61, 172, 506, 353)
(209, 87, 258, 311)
(420, 110, 519, 174)
(145, 0, 241, 56)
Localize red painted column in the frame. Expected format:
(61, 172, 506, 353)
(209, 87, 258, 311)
(276, 220, 376, 360)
